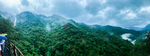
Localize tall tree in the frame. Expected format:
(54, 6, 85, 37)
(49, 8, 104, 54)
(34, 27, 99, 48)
(0, 18, 13, 33)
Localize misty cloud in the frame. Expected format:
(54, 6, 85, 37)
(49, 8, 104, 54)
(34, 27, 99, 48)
(21, 0, 29, 6)
(121, 33, 132, 41)
(0, 0, 150, 28)
(51, 0, 83, 18)
(85, 0, 102, 15)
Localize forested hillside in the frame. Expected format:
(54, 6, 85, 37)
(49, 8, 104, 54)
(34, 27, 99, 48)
(91, 25, 142, 40)
(0, 12, 150, 56)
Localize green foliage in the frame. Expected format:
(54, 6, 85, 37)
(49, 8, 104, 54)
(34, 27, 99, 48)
(1, 16, 149, 56)
(0, 17, 13, 33)
(93, 25, 142, 40)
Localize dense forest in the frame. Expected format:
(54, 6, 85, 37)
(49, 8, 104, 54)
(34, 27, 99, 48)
(0, 13, 150, 56)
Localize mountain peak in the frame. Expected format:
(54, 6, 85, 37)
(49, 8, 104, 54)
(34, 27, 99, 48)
(35, 14, 48, 18)
(145, 24, 150, 27)
(51, 14, 61, 17)
(51, 14, 66, 19)
(16, 11, 35, 20)
(18, 11, 35, 17)
(142, 24, 150, 31)
(21, 11, 33, 14)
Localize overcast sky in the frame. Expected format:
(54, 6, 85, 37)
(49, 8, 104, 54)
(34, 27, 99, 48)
(0, 0, 150, 28)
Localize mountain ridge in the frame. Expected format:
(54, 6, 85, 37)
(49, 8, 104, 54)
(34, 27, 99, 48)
(142, 24, 150, 31)
(125, 27, 142, 31)
(0, 11, 149, 56)
(1, 11, 149, 32)
(1, 11, 143, 40)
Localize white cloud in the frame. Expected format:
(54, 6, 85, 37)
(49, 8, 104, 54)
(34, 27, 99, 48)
(78, 0, 87, 8)
(118, 9, 137, 20)
(123, 12, 136, 19)
(0, 0, 21, 7)
(134, 20, 150, 28)
(108, 19, 118, 26)
(146, 21, 150, 24)
(121, 33, 137, 44)
(140, 6, 150, 13)
(119, 9, 130, 15)
(97, 7, 113, 19)
(121, 33, 132, 41)
(97, 11, 105, 19)
(135, 24, 147, 28)
(101, 0, 107, 4)
(131, 40, 136, 45)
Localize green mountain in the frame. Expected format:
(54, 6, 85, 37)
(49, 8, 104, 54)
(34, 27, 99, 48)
(91, 25, 142, 40)
(142, 24, 150, 31)
(44, 23, 134, 56)
(16, 11, 76, 31)
(0, 11, 149, 56)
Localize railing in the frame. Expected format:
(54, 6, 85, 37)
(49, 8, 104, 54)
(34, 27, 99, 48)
(6, 40, 24, 56)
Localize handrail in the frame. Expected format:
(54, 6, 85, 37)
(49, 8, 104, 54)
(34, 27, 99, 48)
(6, 40, 24, 56)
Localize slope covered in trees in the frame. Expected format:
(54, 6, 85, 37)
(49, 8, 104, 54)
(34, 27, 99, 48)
(16, 20, 134, 56)
(91, 25, 142, 40)
(0, 11, 150, 56)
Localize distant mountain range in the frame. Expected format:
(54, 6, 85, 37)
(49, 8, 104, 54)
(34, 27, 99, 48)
(0, 11, 149, 41)
(14, 11, 79, 32)
(125, 27, 142, 31)
(142, 24, 150, 31)
(0, 11, 149, 31)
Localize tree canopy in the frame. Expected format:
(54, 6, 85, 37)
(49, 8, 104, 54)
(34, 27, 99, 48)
(0, 16, 149, 56)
